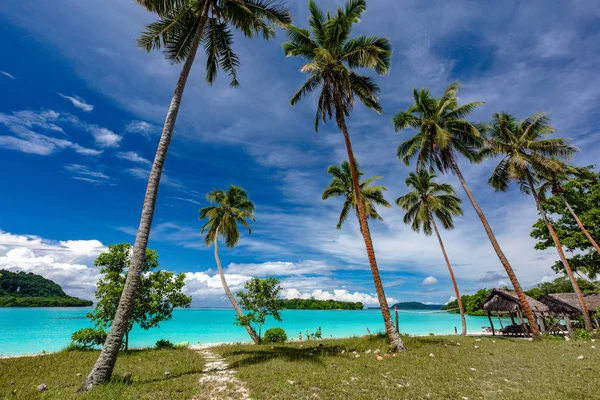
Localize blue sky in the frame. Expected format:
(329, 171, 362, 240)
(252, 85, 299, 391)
(1, 0, 599, 306)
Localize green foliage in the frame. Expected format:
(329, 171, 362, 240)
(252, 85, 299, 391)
(305, 327, 322, 341)
(236, 277, 283, 339)
(442, 289, 490, 316)
(0, 270, 92, 307)
(87, 243, 192, 347)
(155, 339, 175, 349)
(278, 298, 363, 310)
(322, 159, 391, 230)
(390, 302, 442, 310)
(71, 328, 108, 349)
(525, 276, 597, 299)
(262, 328, 288, 344)
(530, 167, 600, 280)
(574, 329, 592, 341)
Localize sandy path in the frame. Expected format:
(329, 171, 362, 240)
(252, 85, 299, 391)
(191, 345, 251, 400)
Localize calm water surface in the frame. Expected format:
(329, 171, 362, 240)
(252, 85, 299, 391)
(0, 308, 500, 356)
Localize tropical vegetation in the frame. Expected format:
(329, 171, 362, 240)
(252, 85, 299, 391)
(235, 277, 283, 343)
(278, 298, 364, 310)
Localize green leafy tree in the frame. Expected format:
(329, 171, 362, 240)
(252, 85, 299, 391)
(87, 243, 191, 351)
(396, 169, 467, 335)
(482, 112, 592, 331)
(525, 276, 597, 299)
(322, 160, 391, 230)
(442, 289, 491, 316)
(236, 277, 283, 342)
(86, 0, 292, 388)
(531, 166, 600, 280)
(284, 0, 405, 351)
(200, 185, 261, 344)
(394, 82, 541, 337)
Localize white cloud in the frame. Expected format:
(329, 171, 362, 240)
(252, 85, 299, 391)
(280, 288, 396, 306)
(117, 151, 151, 166)
(58, 93, 94, 112)
(1, 71, 16, 80)
(85, 126, 121, 148)
(225, 261, 333, 277)
(125, 120, 158, 137)
(64, 164, 110, 184)
(421, 276, 439, 285)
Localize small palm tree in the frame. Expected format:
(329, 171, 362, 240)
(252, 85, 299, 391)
(199, 185, 261, 344)
(284, 0, 405, 351)
(483, 112, 592, 331)
(393, 82, 541, 337)
(396, 169, 467, 335)
(538, 166, 600, 257)
(85, 0, 291, 388)
(322, 160, 391, 230)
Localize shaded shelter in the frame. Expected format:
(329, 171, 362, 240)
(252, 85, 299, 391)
(481, 289, 550, 336)
(540, 293, 600, 334)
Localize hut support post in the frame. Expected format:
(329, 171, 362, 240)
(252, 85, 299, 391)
(509, 312, 516, 325)
(496, 313, 504, 329)
(487, 311, 496, 336)
(564, 315, 574, 338)
(538, 316, 547, 334)
(394, 307, 399, 333)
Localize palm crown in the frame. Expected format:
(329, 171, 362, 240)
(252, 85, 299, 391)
(397, 169, 463, 235)
(137, 0, 291, 86)
(283, 0, 392, 130)
(322, 160, 391, 229)
(481, 112, 578, 194)
(394, 82, 484, 172)
(199, 185, 255, 247)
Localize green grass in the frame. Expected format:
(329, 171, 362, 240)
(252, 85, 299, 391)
(215, 335, 600, 400)
(0, 348, 205, 399)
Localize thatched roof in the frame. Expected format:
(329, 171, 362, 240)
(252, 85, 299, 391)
(541, 293, 600, 315)
(481, 289, 549, 315)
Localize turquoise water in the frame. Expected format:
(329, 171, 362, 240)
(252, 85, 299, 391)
(0, 308, 500, 356)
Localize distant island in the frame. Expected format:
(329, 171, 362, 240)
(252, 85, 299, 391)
(368, 302, 443, 311)
(278, 298, 363, 310)
(0, 270, 93, 307)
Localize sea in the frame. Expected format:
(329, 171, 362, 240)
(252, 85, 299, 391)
(0, 308, 501, 356)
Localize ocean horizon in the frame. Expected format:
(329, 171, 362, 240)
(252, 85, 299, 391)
(0, 307, 505, 356)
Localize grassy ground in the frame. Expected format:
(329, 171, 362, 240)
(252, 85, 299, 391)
(0, 348, 205, 399)
(215, 335, 599, 400)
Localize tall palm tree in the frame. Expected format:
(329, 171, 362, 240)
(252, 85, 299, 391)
(396, 169, 467, 335)
(393, 82, 541, 337)
(283, 0, 405, 351)
(200, 185, 261, 344)
(482, 112, 592, 331)
(85, 0, 291, 388)
(538, 166, 600, 257)
(322, 160, 391, 230)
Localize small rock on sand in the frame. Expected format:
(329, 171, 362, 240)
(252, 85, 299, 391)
(376, 355, 384, 361)
(288, 380, 295, 385)
(365, 349, 372, 354)
(354, 354, 360, 358)
(474, 346, 479, 349)
(164, 371, 170, 376)
(577, 355, 585, 360)
(36, 384, 48, 391)
(591, 346, 596, 349)
(374, 349, 380, 354)
(429, 353, 435, 358)
(475, 339, 481, 342)
(76, 373, 82, 377)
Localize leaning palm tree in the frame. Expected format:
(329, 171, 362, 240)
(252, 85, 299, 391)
(482, 112, 592, 331)
(393, 82, 541, 337)
(322, 160, 391, 230)
(284, 0, 405, 350)
(538, 166, 600, 257)
(85, 0, 291, 388)
(200, 185, 261, 344)
(397, 169, 467, 335)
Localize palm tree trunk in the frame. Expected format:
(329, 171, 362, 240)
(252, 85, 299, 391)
(214, 231, 261, 344)
(335, 105, 406, 352)
(559, 193, 600, 256)
(448, 156, 540, 337)
(527, 175, 593, 331)
(432, 218, 467, 336)
(84, 4, 211, 390)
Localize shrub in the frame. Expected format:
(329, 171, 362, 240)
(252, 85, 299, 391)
(574, 329, 592, 341)
(71, 328, 107, 349)
(155, 339, 175, 349)
(263, 328, 288, 344)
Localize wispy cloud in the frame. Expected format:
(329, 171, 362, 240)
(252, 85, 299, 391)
(1, 71, 16, 80)
(421, 276, 439, 285)
(57, 93, 94, 112)
(64, 164, 111, 184)
(117, 151, 151, 166)
(125, 120, 159, 137)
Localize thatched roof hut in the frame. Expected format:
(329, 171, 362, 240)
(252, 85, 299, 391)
(540, 293, 600, 315)
(481, 289, 549, 316)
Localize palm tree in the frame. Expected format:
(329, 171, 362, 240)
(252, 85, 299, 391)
(396, 169, 467, 335)
(393, 82, 541, 337)
(283, 0, 405, 351)
(482, 112, 592, 331)
(322, 160, 391, 230)
(85, 0, 291, 388)
(538, 166, 600, 257)
(200, 185, 261, 344)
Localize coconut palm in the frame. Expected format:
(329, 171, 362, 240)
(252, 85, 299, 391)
(199, 185, 261, 343)
(322, 160, 391, 230)
(283, 0, 405, 350)
(538, 166, 600, 258)
(393, 82, 541, 337)
(85, 0, 291, 388)
(397, 169, 467, 335)
(482, 112, 592, 331)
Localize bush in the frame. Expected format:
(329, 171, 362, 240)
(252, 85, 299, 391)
(71, 328, 107, 349)
(263, 328, 288, 344)
(574, 329, 592, 341)
(155, 339, 175, 349)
